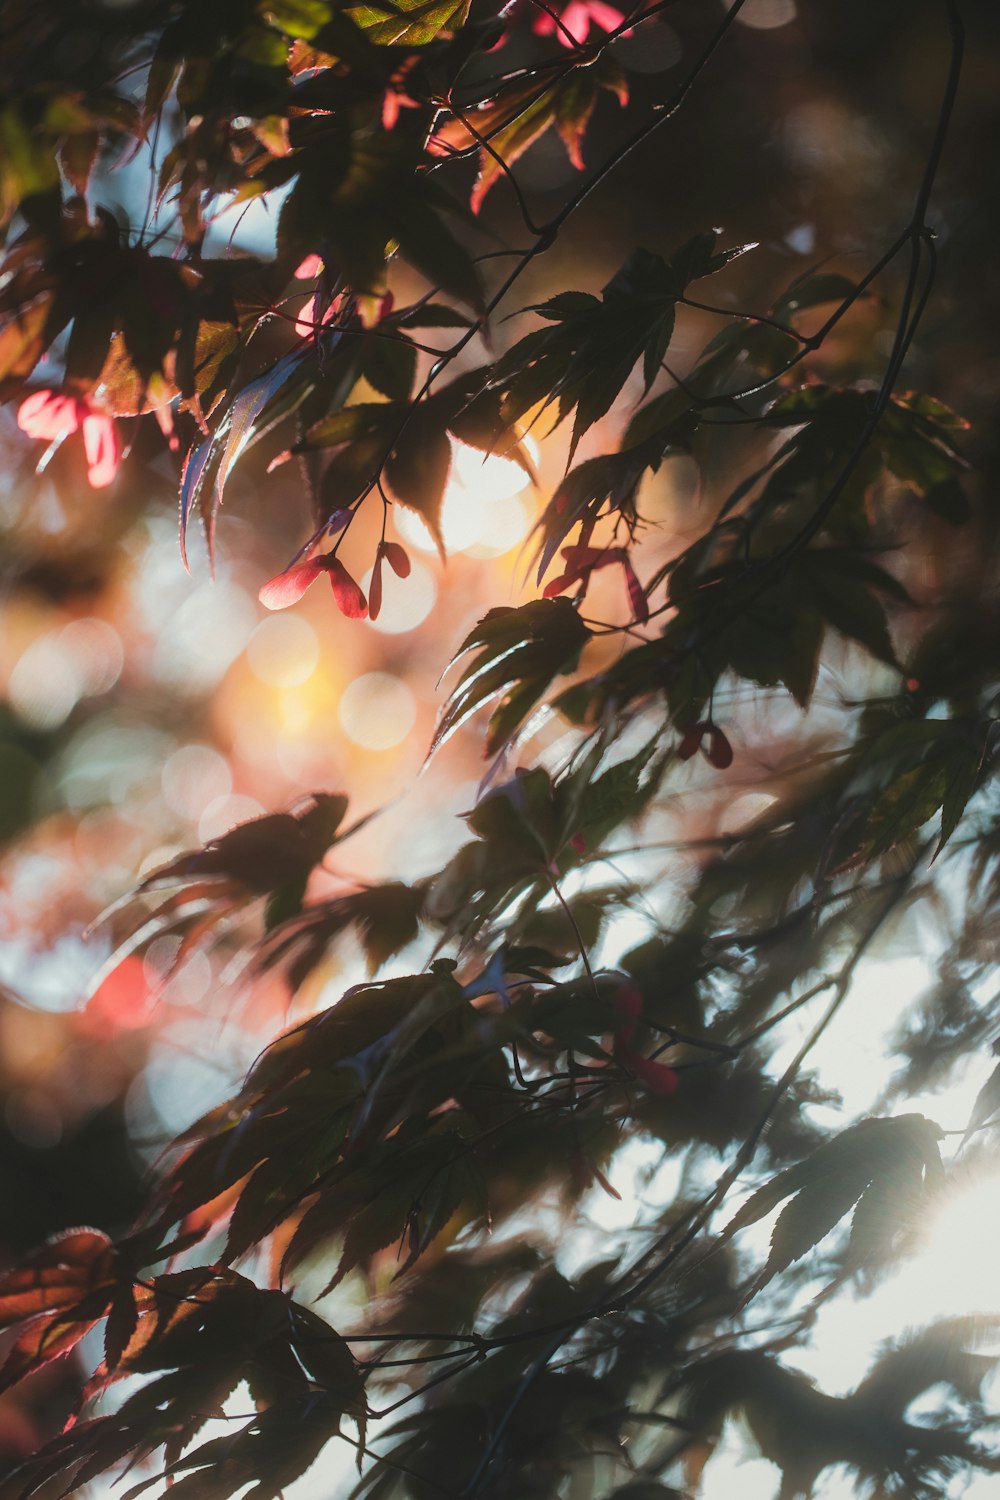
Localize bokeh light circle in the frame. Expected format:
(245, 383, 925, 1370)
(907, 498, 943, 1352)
(362, 558, 437, 635)
(247, 612, 320, 687)
(9, 634, 84, 729)
(60, 617, 124, 695)
(161, 744, 233, 822)
(338, 673, 417, 751)
(727, 0, 797, 29)
(394, 439, 536, 557)
(452, 442, 535, 501)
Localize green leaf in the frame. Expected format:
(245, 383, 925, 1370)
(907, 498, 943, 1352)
(495, 235, 749, 460)
(432, 598, 592, 756)
(880, 390, 971, 524)
(797, 552, 903, 668)
(764, 1166, 875, 1282)
(348, 0, 470, 45)
(361, 334, 417, 402)
(839, 718, 988, 864)
(395, 302, 474, 330)
(280, 136, 483, 308)
(0, 295, 52, 386)
(467, 767, 560, 870)
(960, 1060, 1000, 1149)
(773, 272, 860, 319)
(728, 1117, 943, 1297)
(462, 90, 558, 215)
(534, 445, 659, 584)
(385, 404, 452, 554)
(432, 57, 626, 212)
(261, 0, 333, 39)
(935, 725, 986, 856)
(258, 882, 425, 986)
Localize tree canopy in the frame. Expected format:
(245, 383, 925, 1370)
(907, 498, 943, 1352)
(0, 1, 998, 1498)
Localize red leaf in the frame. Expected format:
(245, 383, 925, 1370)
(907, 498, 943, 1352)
(104, 1287, 140, 1371)
(544, 544, 625, 600)
(295, 255, 323, 279)
(258, 560, 326, 610)
(543, 571, 574, 599)
(327, 559, 368, 619)
(0, 1229, 114, 1330)
(0, 1313, 95, 1395)
(562, 544, 622, 573)
(382, 541, 411, 578)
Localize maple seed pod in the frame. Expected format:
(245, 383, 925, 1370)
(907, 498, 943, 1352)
(258, 560, 326, 610)
(676, 721, 734, 768)
(382, 541, 411, 578)
(369, 555, 384, 622)
(677, 724, 703, 761)
(327, 558, 368, 619)
(705, 726, 734, 769)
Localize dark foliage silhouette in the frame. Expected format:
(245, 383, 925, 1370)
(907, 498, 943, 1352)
(0, 1, 998, 1498)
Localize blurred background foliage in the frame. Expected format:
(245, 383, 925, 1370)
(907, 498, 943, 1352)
(0, 0, 998, 1495)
